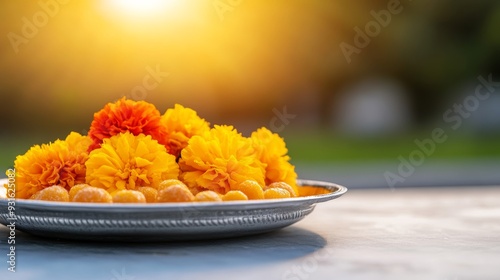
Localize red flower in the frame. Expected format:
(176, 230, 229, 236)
(88, 97, 168, 151)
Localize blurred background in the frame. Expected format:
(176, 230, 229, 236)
(1, 0, 500, 188)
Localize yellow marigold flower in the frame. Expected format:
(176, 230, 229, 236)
(14, 132, 91, 199)
(161, 104, 210, 159)
(179, 125, 265, 194)
(85, 132, 179, 193)
(88, 97, 168, 152)
(251, 127, 298, 189)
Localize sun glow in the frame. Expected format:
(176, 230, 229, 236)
(104, 0, 181, 17)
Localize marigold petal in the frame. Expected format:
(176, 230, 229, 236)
(251, 127, 298, 193)
(88, 97, 169, 151)
(161, 104, 210, 158)
(14, 132, 91, 199)
(179, 125, 265, 194)
(86, 132, 179, 193)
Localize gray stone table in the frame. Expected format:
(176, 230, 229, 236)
(1, 186, 499, 280)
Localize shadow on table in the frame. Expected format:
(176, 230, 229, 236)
(1, 225, 327, 276)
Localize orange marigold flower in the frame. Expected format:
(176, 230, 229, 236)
(251, 127, 298, 189)
(85, 132, 179, 193)
(179, 125, 265, 194)
(88, 97, 168, 151)
(161, 104, 210, 158)
(14, 132, 92, 199)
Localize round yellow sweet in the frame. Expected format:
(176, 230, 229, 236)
(31, 185, 69, 202)
(158, 179, 186, 191)
(72, 187, 112, 203)
(265, 182, 296, 197)
(234, 180, 264, 200)
(222, 190, 248, 201)
(263, 187, 291, 199)
(137, 187, 158, 203)
(112, 190, 147, 203)
(157, 184, 195, 203)
(69, 184, 91, 201)
(195, 191, 222, 202)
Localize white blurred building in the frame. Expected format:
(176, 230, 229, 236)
(334, 78, 413, 137)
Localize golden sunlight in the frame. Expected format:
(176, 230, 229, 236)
(103, 0, 181, 18)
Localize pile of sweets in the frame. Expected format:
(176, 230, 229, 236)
(9, 98, 301, 203)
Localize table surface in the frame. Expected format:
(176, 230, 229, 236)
(1, 186, 499, 280)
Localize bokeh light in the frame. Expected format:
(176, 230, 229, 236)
(104, 0, 172, 16)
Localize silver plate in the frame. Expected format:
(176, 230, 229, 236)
(0, 179, 347, 241)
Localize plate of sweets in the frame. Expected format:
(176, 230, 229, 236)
(0, 98, 347, 241)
